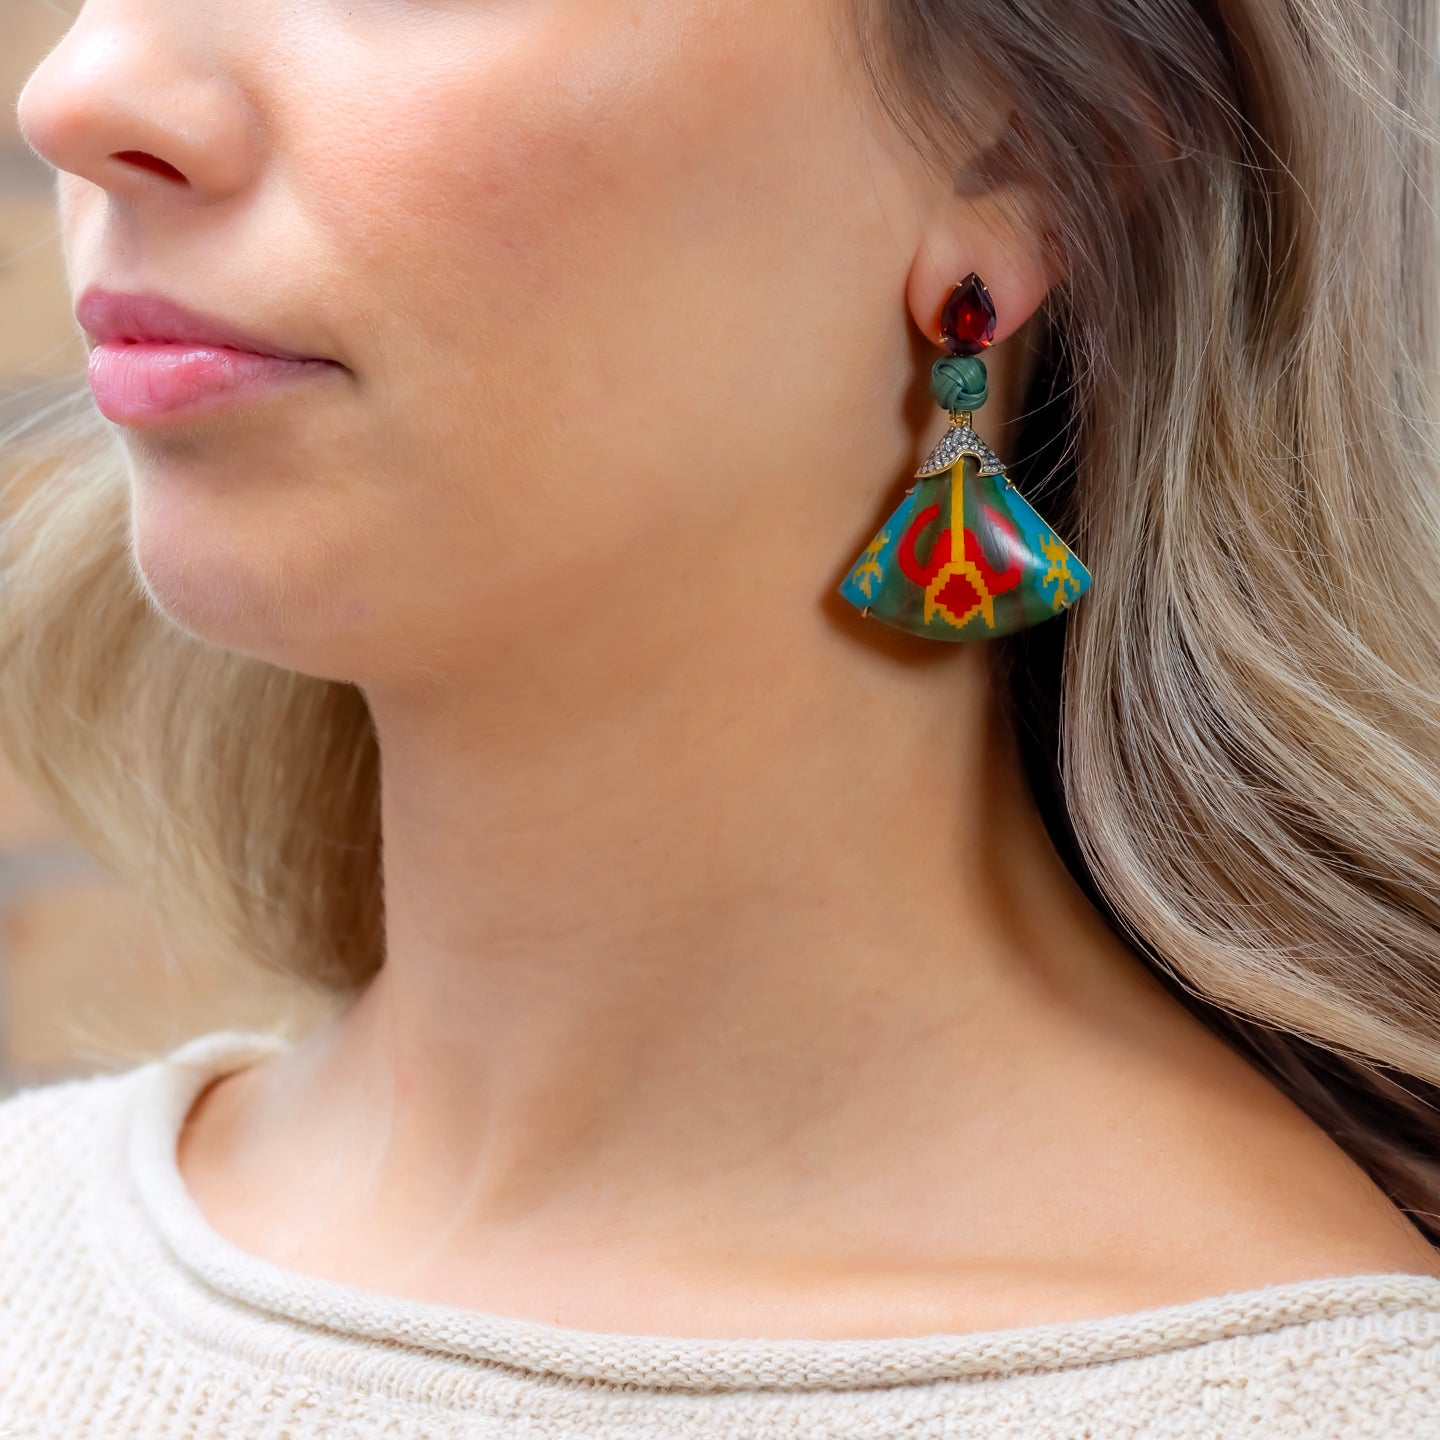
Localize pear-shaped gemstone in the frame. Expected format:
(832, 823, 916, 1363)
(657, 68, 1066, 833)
(939, 273, 997, 356)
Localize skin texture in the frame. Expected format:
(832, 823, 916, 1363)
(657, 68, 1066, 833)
(17, 0, 1440, 1337)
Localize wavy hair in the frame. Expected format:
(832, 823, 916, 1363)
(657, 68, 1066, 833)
(848, 0, 1440, 1239)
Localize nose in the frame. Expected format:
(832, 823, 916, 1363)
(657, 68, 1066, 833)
(16, 0, 259, 202)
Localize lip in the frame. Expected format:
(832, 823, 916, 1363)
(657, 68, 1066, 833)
(76, 286, 345, 426)
(77, 287, 332, 361)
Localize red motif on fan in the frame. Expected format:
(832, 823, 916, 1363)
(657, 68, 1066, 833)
(896, 503, 1024, 596)
(968, 507, 1023, 594)
(897, 502, 949, 586)
(936, 571, 982, 618)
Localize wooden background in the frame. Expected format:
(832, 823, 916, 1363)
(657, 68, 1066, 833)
(0, 0, 325, 1096)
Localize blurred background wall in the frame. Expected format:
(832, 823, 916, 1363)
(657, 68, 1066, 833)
(0, 0, 325, 1097)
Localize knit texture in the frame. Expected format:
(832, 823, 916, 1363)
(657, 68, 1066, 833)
(1, 1028, 1439, 1439)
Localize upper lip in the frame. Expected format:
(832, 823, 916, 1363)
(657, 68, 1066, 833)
(75, 287, 334, 363)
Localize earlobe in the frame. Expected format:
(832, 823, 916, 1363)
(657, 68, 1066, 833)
(906, 173, 1058, 348)
(905, 213, 1054, 352)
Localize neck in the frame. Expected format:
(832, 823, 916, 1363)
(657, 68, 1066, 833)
(241, 628, 1153, 1218)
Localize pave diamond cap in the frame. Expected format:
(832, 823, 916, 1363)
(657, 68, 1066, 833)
(916, 422, 1005, 478)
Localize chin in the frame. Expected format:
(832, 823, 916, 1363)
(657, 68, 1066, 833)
(126, 497, 376, 683)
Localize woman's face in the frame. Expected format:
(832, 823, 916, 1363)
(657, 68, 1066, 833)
(17, 0, 935, 692)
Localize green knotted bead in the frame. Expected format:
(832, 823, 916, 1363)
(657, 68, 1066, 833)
(930, 355, 988, 412)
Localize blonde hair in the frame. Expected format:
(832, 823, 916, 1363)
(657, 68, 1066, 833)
(850, 0, 1440, 1235)
(4, 0, 1440, 1235)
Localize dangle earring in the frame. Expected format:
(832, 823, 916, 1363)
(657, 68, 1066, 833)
(838, 273, 1091, 639)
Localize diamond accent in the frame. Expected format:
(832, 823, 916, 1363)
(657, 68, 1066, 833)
(915, 424, 1005, 478)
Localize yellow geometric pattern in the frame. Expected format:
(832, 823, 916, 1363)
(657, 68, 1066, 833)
(926, 553, 995, 630)
(1039, 533, 1080, 611)
(849, 530, 888, 599)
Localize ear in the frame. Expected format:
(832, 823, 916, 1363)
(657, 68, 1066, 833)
(904, 113, 1061, 350)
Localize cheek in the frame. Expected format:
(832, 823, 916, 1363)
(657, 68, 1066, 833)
(292, 3, 839, 412)
(296, 31, 661, 345)
(233, 1, 900, 674)
(306, 91, 593, 351)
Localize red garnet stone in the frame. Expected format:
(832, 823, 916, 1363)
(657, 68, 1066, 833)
(939, 273, 997, 356)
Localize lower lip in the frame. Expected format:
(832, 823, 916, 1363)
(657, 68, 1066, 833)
(87, 341, 342, 425)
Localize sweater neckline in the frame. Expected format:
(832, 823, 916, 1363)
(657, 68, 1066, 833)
(120, 1026, 1440, 1393)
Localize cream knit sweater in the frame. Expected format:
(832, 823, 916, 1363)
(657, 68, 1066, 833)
(1, 1028, 1438, 1439)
